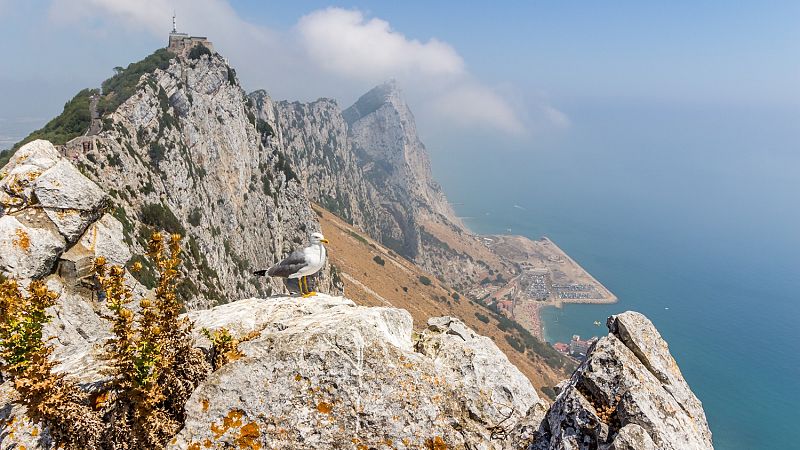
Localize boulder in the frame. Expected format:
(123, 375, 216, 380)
(532, 311, 713, 450)
(34, 160, 108, 242)
(0, 213, 65, 279)
(76, 213, 131, 266)
(415, 316, 546, 435)
(0, 140, 62, 212)
(173, 294, 542, 449)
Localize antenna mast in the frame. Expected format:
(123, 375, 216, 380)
(172, 11, 177, 33)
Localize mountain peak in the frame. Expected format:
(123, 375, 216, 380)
(342, 79, 403, 125)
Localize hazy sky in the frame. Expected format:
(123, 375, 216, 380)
(0, 1, 798, 150)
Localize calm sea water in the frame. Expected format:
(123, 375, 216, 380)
(427, 101, 800, 450)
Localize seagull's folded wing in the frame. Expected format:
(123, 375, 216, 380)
(267, 249, 308, 277)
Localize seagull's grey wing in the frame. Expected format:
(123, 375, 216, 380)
(267, 249, 308, 277)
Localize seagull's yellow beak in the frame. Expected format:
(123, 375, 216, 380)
(320, 238, 329, 244)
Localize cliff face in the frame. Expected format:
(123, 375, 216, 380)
(65, 50, 332, 308)
(257, 80, 489, 291)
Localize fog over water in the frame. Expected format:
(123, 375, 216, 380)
(427, 100, 800, 450)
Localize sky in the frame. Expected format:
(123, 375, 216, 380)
(0, 1, 798, 151)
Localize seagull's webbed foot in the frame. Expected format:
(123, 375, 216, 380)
(302, 291, 317, 298)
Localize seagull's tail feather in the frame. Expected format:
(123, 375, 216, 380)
(253, 269, 268, 276)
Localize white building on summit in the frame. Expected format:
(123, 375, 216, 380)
(167, 14, 214, 54)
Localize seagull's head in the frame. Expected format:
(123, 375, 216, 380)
(310, 232, 329, 244)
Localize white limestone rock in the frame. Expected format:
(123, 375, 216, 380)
(172, 294, 542, 449)
(0, 213, 65, 279)
(34, 160, 107, 242)
(416, 315, 546, 432)
(77, 213, 131, 266)
(531, 311, 713, 450)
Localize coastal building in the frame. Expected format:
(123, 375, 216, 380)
(553, 342, 570, 354)
(168, 14, 214, 55)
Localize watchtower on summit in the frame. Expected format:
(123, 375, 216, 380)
(167, 14, 214, 54)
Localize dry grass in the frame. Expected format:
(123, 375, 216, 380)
(314, 204, 570, 392)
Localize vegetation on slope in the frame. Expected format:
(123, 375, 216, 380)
(0, 233, 243, 449)
(98, 48, 175, 116)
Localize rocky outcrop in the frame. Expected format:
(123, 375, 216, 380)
(65, 50, 333, 309)
(531, 311, 713, 450)
(174, 294, 545, 449)
(0, 140, 109, 279)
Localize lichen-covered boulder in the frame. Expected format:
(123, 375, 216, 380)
(0, 213, 65, 279)
(532, 311, 713, 450)
(76, 213, 131, 266)
(173, 294, 542, 450)
(415, 316, 547, 435)
(34, 160, 108, 242)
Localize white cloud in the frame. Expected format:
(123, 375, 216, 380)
(431, 83, 526, 134)
(296, 8, 464, 80)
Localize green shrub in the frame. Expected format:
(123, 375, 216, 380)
(98, 49, 175, 116)
(140, 203, 186, 235)
(187, 208, 202, 227)
(373, 255, 385, 266)
(256, 119, 274, 137)
(418, 275, 432, 286)
(505, 334, 525, 353)
(188, 43, 212, 61)
(475, 312, 490, 324)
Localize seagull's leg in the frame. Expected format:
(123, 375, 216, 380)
(304, 275, 317, 297)
(302, 275, 317, 298)
(299, 276, 306, 295)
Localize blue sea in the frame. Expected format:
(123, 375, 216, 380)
(427, 100, 800, 450)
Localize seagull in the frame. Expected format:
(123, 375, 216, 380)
(254, 232, 329, 297)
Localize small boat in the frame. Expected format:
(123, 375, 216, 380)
(593, 320, 601, 326)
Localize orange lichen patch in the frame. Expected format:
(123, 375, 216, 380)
(201, 398, 209, 412)
(14, 228, 30, 251)
(203, 439, 212, 448)
(234, 422, 261, 450)
(316, 401, 333, 414)
(210, 409, 244, 439)
(356, 445, 369, 450)
(294, 373, 302, 382)
(188, 444, 201, 450)
(93, 391, 109, 410)
(30, 427, 39, 437)
(385, 438, 394, 446)
(424, 436, 447, 450)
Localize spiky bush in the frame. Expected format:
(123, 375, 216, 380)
(0, 279, 104, 449)
(97, 232, 210, 447)
(0, 232, 218, 449)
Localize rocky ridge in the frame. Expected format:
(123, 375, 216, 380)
(531, 312, 713, 450)
(63, 49, 333, 308)
(258, 81, 505, 292)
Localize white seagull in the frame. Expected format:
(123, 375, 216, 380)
(254, 232, 329, 297)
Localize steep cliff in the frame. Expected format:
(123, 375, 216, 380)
(57, 48, 330, 308)
(258, 81, 498, 292)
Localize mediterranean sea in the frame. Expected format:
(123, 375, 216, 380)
(427, 100, 800, 450)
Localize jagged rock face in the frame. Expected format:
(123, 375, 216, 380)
(173, 295, 544, 449)
(69, 51, 332, 308)
(345, 81, 457, 224)
(532, 311, 713, 450)
(260, 80, 485, 290)
(257, 92, 371, 227)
